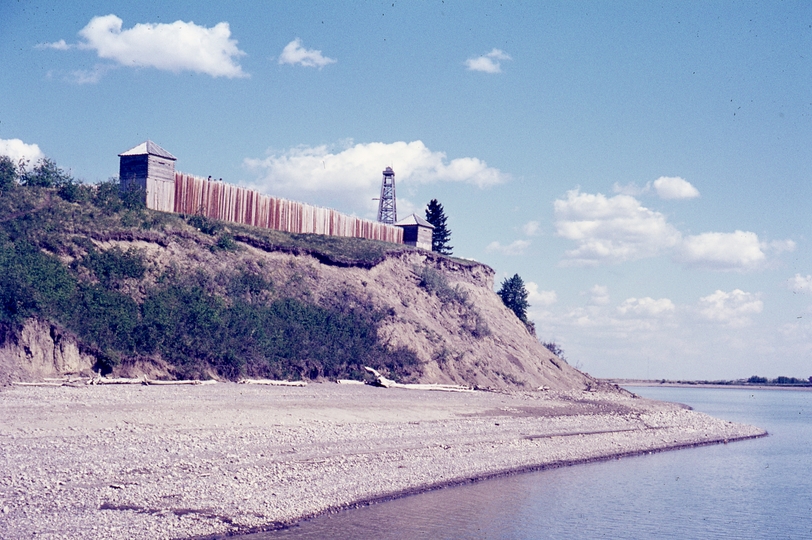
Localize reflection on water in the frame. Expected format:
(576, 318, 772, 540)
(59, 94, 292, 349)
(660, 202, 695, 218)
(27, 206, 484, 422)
(242, 387, 812, 539)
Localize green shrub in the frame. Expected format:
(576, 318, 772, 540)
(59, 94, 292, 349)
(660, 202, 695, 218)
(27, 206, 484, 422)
(92, 179, 124, 213)
(80, 247, 146, 285)
(0, 241, 76, 334)
(120, 181, 146, 210)
(0, 156, 18, 193)
(187, 214, 222, 236)
(416, 265, 469, 305)
(20, 158, 72, 188)
(214, 233, 238, 252)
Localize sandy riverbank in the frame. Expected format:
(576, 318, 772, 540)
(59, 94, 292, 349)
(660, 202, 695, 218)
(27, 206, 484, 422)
(0, 383, 765, 539)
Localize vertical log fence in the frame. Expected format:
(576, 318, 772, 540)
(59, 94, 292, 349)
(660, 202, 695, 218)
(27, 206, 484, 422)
(171, 172, 403, 244)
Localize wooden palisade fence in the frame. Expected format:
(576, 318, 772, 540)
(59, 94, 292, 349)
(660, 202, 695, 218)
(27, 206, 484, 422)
(172, 172, 402, 244)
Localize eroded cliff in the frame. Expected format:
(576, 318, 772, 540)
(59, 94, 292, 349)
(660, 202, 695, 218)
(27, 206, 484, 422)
(0, 186, 595, 390)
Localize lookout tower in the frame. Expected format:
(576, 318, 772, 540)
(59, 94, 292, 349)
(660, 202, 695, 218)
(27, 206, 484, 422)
(118, 140, 176, 212)
(395, 213, 434, 250)
(376, 166, 397, 224)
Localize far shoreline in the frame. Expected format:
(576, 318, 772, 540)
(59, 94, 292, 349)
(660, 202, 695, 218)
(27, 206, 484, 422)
(605, 379, 812, 391)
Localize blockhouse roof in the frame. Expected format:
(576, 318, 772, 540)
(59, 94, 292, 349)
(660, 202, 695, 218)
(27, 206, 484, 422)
(395, 213, 434, 228)
(118, 140, 176, 160)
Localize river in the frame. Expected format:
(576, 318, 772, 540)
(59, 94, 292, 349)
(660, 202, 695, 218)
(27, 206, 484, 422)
(244, 386, 812, 539)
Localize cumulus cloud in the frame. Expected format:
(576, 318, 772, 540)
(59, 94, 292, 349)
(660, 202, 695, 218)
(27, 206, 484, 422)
(278, 38, 336, 68)
(617, 297, 675, 316)
(486, 239, 531, 255)
(676, 231, 766, 271)
(652, 176, 700, 199)
(43, 14, 247, 79)
(526, 282, 557, 307)
(698, 289, 763, 327)
(788, 274, 812, 294)
(612, 176, 699, 200)
(554, 190, 682, 265)
(556, 188, 793, 270)
(464, 48, 512, 73)
(244, 140, 507, 214)
(522, 220, 541, 236)
(0, 138, 45, 167)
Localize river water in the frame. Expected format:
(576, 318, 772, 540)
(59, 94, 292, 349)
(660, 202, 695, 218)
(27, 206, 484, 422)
(246, 386, 812, 539)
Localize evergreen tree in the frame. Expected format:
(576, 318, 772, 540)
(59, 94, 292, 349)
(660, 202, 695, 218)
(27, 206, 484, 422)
(0, 156, 18, 193)
(425, 199, 452, 255)
(497, 273, 529, 323)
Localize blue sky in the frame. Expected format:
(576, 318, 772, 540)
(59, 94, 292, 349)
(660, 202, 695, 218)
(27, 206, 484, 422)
(2, 1, 812, 380)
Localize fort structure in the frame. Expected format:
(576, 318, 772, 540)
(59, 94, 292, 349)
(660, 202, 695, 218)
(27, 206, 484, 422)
(118, 141, 406, 245)
(395, 213, 434, 250)
(118, 141, 177, 213)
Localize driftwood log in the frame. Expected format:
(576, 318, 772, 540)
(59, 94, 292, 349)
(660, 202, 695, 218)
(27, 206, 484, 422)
(363, 367, 473, 392)
(238, 379, 307, 387)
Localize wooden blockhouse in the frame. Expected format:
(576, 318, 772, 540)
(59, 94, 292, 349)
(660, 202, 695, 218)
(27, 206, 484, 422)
(395, 213, 434, 250)
(119, 141, 177, 213)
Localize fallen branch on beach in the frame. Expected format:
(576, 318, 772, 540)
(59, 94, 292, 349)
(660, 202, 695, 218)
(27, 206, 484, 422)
(363, 367, 473, 392)
(238, 379, 307, 387)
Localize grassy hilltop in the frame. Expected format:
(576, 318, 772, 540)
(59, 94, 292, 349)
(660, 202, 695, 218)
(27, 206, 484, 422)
(0, 174, 429, 382)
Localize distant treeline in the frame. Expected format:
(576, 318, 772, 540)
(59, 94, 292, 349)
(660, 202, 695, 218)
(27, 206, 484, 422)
(650, 376, 812, 387)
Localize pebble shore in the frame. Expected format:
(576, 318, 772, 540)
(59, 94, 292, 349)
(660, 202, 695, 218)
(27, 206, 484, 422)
(0, 383, 766, 539)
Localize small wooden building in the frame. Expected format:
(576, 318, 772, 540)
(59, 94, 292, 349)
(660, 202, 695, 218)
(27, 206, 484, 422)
(118, 141, 177, 212)
(395, 213, 434, 250)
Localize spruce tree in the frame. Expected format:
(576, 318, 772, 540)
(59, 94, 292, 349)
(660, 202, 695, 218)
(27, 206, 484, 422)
(497, 274, 529, 323)
(425, 199, 452, 255)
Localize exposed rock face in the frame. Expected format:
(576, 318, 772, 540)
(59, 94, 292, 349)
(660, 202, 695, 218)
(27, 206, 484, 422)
(0, 232, 595, 391)
(0, 319, 94, 385)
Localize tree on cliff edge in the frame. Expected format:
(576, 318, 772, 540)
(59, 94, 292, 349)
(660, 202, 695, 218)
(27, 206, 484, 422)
(425, 199, 452, 255)
(498, 273, 533, 334)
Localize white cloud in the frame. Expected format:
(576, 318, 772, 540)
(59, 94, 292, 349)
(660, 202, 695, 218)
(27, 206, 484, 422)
(59, 14, 248, 79)
(652, 176, 700, 199)
(612, 176, 699, 200)
(788, 274, 812, 294)
(676, 231, 766, 271)
(36, 39, 71, 50)
(68, 64, 116, 85)
(617, 297, 675, 316)
(556, 188, 792, 270)
(465, 48, 512, 73)
(244, 140, 507, 214)
(486, 239, 531, 255)
(554, 190, 682, 265)
(522, 220, 541, 236)
(526, 282, 557, 307)
(278, 38, 336, 68)
(612, 181, 649, 196)
(0, 138, 45, 167)
(698, 289, 763, 327)
(768, 239, 796, 255)
(589, 285, 610, 306)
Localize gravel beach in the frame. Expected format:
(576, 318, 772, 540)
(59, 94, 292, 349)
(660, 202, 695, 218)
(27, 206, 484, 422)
(0, 383, 766, 539)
